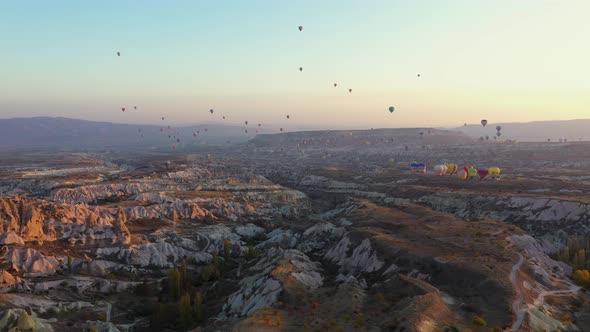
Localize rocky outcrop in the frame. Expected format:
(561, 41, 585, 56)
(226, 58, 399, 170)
(418, 193, 590, 236)
(324, 236, 384, 275)
(220, 248, 322, 319)
(0, 232, 24, 245)
(0, 308, 54, 332)
(4, 248, 62, 276)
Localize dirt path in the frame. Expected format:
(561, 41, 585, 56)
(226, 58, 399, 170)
(509, 253, 525, 331)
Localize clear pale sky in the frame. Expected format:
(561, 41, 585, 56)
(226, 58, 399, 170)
(1, 0, 589, 129)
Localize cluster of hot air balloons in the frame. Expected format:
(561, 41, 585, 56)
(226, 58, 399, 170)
(419, 163, 501, 180)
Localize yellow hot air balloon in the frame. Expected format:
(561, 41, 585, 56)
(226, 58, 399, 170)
(446, 163, 458, 175)
(488, 167, 501, 179)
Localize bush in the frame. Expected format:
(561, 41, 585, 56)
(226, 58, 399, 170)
(224, 239, 232, 260)
(471, 316, 487, 327)
(573, 269, 590, 287)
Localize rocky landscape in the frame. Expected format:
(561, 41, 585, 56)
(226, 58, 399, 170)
(0, 129, 589, 331)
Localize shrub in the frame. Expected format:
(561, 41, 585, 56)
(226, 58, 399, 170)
(560, 314, 571, 323)
(224, 239, 232, 260)
(471, 316, 487, 327)
(573, 269, 590, 287)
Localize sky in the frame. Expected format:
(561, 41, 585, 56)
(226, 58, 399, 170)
(1, 0, 589, 129)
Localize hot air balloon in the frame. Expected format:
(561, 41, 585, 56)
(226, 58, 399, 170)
(210, 109, 214, 114)
(134, 106, 137, 110)
(222, 116, 226, 120)
(161, 117, 165, 121)
(298, 26, 303, 31)
(121, 107, 126, 112)
(481, 120, 488, 127)
(348, 88, 352, 93)
(280, 128, 284, 132)
(496, 125, 502, 131)
(245, 129, 248, 134)
(434, 164, 448, 176)
(176, 138, 180, 143)
(334, 83, 337, 87)
(497, 132, 501, 137)
(446, 163, 458, 175)
(160, 128, 164, 132)
(488, 167, 501, 179)
(388, 106, 395, 113)
(193, 132, 197, 137)
(419, 132, 424, 138)
(477, 168, 489, 179)
(468, 167, 478, 179)
(245, 121, 248, 125)
(286, 115, 290, 119)
(117, 51, 121, 56)
(299, 67, 303, 72)
(411, 162, 426, 174)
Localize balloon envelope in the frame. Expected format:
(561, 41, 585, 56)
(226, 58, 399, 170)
(481, 120, 488, 127)
(388, 106, 395, 113)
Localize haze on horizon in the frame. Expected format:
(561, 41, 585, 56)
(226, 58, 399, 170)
(1, 0, 589, 130)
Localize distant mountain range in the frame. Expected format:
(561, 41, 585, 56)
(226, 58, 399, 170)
(452, 119, 590, 142)
(0, 117, 261, 151)
(0, 117, 587, 152)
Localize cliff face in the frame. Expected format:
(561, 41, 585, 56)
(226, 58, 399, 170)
(0, 196, 130, 245)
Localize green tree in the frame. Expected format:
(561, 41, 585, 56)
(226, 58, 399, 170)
(245, 246, 257, 260)
(193, 290, 204, 322)
(67, 254, 73, 274)
(168, 268, 181, 300)
(179, 293, 192, 327)
(181, 258, 188, 288)
(224, 239, 232, 260)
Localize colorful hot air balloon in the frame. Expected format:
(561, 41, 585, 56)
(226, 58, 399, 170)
(299, 67, 303, 72)
(481, 120, 488, 127)
(417, 74, 421, 77)
(388, 106, 395, 113)
(488, 167, 501, 179)
(298, 26, 303, 31)
(446, 163, 458, 175)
